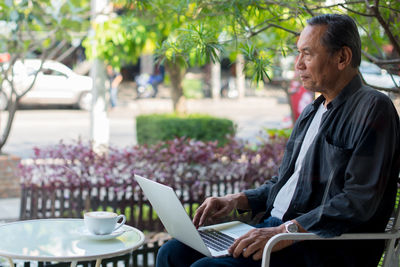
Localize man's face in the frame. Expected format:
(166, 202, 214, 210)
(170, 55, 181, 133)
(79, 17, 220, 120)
(295, 25, 340, 94)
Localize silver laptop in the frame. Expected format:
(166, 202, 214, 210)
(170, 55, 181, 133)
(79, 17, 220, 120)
(135, 174, 254, 257)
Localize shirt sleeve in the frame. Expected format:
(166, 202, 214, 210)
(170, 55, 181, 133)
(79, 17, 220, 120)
(296, 95, 400, 237)
(242, 111, 304, 217)
(244, 175, 278, 215)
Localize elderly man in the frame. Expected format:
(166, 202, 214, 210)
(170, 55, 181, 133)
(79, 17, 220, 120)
(156, 14, 400, 267)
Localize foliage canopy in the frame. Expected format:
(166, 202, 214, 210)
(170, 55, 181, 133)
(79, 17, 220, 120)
(91, 0, 399, 90)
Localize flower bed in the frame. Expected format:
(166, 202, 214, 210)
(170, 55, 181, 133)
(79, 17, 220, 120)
(19, 136, 287, 227)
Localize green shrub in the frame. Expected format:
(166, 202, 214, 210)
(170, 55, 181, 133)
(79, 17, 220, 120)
(264, 128, 293, 139)
(136, 113, 236, 146)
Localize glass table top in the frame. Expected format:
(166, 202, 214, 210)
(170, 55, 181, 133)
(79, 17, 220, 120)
(0, 219, 145, 262)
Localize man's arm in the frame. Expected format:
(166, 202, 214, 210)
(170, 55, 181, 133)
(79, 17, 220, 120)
(243, 175, 279, 215)
(193, 174, 280, 228)
(111, 73, 122, 88)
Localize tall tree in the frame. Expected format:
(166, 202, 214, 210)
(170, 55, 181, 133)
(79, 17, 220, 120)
(0, 0, 90, 153)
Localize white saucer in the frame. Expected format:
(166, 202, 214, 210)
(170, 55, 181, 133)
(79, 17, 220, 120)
(79, 227, 125, 240)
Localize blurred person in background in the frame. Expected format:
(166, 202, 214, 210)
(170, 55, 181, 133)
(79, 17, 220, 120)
(106, 65, 122, 108)
(149, 63, 165, 98)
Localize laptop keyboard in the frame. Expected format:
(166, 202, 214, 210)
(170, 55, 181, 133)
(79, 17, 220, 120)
(198, 229, 235, 252)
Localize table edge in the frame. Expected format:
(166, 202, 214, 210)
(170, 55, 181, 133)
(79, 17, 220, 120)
(0, 219, 146, 262)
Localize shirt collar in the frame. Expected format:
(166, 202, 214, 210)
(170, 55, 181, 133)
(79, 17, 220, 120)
(311, 74, 362, 110)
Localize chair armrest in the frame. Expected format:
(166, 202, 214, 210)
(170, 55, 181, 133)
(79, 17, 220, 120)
(261, 231, 400, 267)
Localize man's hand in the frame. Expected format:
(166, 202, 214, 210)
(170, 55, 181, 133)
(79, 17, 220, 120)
(192, 193, 249, 228)
(228, 224, 293, 261)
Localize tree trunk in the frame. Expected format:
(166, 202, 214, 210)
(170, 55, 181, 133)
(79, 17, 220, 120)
(211, 52, 221, 100)
(165, 60, 186, 114)
(0, 59, 45, 153)
(236, 54, 245, 99)
(0, 92, 18, 152)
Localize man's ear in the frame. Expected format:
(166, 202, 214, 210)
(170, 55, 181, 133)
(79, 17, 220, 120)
(338, 46, 353, 70)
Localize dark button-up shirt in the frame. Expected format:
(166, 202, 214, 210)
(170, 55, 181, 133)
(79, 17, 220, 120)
(245, 75, 400, 238)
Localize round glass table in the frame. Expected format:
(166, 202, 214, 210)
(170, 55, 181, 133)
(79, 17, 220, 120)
(0, 219, 145, 267)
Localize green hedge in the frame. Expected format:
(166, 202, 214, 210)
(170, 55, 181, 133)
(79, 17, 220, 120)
(136, 113, 236, 145)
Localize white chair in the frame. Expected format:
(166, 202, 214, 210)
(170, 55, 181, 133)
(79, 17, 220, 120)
(261, 201, 400, 267)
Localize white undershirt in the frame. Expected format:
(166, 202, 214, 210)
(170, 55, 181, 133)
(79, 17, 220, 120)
(271, 103, 327, 220)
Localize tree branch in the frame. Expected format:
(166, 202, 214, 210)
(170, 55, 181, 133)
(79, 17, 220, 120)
(381, 5, 400, 13)
(318, 0, 365, 8)
(16, 55, 49, 100)
(300, 0, 315, 17)
(248, 23, 299, 38)
(48, 40, 68, 60)
(339, 4, 375, 17)
(55, 44, 79, 63)
(361, 50, 400, 65)
(364, 84, 400, 94)
(356, 22, 386, 58)
(367, 0, 400, 56)
(359, 64, 399, 94)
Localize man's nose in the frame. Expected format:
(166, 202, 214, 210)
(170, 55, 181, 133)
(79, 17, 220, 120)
(295, 55, 305, 70)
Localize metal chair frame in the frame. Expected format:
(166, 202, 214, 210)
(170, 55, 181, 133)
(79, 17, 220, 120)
(261, 200, 400, 267)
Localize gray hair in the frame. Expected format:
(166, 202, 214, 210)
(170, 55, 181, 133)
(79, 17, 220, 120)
(307, 14, 361, 68)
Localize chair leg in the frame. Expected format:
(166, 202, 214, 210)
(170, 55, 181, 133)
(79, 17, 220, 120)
(382, 239, 397, 267)
(390, 243, 400, 267)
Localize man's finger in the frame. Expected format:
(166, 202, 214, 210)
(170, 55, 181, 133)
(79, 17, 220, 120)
(242, 240, 262, 258)
(232, 236, 252, 258)
(229, 229, 252, 254)
(192, 204, 206, 227)
(252, 249, 263, 261)
(198, 204, 214, 226)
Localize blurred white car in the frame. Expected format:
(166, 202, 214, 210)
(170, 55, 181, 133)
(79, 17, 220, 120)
(359, 61, 400, 90)
(1, 59, 93, 110)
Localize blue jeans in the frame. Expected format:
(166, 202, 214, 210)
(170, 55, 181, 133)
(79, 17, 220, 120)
(156, 217, 306, 267)
(149, 74, 163, 97)
(110, 87, 118, 107)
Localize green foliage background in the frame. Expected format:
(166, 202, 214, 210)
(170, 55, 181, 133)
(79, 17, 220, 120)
(86, 0, 400, 82)
(136, 113, 236, 146)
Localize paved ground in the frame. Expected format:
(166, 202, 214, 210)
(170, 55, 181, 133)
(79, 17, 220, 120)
(0, 198, 20, 223)
(0, 84, 291, 222)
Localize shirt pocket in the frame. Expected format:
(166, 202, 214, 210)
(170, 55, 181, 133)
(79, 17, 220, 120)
(321, 135, 353, 186)
(323, 134, 353, 155)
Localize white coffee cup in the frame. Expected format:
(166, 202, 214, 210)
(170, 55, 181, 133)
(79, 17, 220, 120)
(84, 211, 126, 235)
